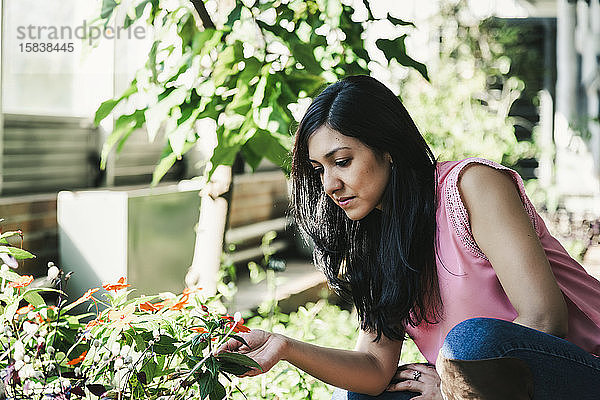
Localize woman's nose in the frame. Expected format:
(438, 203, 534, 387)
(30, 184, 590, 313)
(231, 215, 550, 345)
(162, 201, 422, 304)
(322, 170, 342, 195)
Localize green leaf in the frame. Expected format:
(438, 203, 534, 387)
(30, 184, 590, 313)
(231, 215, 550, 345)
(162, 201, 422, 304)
(387, 14, 415, 27)
(94, 98, 121, 126)
(151, 141, 195, 186)
(289, 41, 322, 75)
(132, 330, 152, 352)
(217, 360, 252, 376)
(153, 335, 177, 355)
(229, 334, 249, 348)
(216, 352, 262, 371)
(124, 0, 150, 29)
(208, 126, 245, 176)
(244, 128, 291, 173)
(100, 0, 118, 20)
(100, 109, 146, 169)
(0, 231, 22, 241)
(209, 380, 226, 400)
(225, 1, 243, 28)
(212, 43, 242, 87)
(206, 356, 220, 376)
(0, 246, 35, 260)
(23, 291, 45, 307)
(141, 359, 159, 383)
(94, 82, 138, 126)
(197, 372, 216, 398)
(375, 36, 429, 81)
(285, 72, 326, 97)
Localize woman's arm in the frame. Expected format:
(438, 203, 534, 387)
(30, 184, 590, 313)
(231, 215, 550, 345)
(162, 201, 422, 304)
(220, 328, 403, 396)
(458, 164, 568, 337)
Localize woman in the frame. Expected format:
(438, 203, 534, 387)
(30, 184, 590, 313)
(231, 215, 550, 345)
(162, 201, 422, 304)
(220, 76, 600, 399)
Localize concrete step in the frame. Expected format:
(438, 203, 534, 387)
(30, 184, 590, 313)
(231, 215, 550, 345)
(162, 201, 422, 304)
(229, 259, 328, 314)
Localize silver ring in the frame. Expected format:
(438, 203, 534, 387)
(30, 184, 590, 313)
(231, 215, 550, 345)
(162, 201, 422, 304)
(412, 370, 421, 381)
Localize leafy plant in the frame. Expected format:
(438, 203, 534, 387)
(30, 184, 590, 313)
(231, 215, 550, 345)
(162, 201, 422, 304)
(0, 256, 259, 399)
(226, 299, 425, 399)
(398, 0, 536, 166)
(93, 0, 427, 182)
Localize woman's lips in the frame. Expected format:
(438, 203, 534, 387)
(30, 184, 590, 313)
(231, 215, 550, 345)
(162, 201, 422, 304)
(338, 197, 355, 207)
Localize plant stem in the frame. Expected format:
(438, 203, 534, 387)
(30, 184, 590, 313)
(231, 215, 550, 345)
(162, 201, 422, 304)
(188, 0, 215, 29)
(169, 322, 238, 399)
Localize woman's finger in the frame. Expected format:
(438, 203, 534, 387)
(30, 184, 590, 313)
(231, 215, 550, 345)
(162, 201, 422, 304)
(408, 363, 438, 374)
(393, 365, 438, 381)
(394, 369, 431, 383)
(216, 338, 243, 354)
(386, 379, 425, 393)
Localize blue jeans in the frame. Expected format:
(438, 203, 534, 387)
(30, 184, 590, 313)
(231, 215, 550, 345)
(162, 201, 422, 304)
(331, 317, 600, 400)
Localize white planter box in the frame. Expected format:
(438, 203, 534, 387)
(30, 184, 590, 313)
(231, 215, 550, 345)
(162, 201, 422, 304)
(58, 182, 201, 298)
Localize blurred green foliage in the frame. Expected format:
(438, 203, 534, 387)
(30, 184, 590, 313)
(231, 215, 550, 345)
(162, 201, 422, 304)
(228, 299, 425, 400)
(94, 0, 426, 183)
(400, 0, 536, 166)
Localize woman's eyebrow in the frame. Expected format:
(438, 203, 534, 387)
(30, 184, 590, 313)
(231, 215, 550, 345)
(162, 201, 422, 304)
(308, 146, 351, 163)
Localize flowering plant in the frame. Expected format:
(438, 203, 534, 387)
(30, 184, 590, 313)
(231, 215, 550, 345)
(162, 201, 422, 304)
(0, 253, 258, 399)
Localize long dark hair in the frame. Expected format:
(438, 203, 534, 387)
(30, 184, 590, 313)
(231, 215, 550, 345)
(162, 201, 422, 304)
(291, 75, 441, 341)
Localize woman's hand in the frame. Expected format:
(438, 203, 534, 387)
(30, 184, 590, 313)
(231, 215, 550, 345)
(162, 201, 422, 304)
(218, 329, 287, 377)
(386, 363, 442, 400)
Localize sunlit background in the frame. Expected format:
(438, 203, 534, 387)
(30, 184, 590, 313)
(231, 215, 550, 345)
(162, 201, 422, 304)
(1, 0, 600, 398)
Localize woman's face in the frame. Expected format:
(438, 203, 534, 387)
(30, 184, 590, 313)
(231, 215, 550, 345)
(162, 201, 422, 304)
(307, 125, 392, 221)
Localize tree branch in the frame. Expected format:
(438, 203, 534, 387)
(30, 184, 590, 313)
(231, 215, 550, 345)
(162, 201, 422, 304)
(189, 0, 215, 29)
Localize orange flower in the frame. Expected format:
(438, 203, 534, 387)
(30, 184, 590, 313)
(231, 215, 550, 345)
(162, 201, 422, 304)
(190, 326, 207, 333)
(70, 288, 100, 308)
(108, 304, 136, 330)
(169, 294, 189, 311)
(232, 320, 251, 333)
(139, 301, 163, 312)
(182, 287, 202, 296)
(8, 275, 34, 288)
(85, 317, 104, 330)
(224, 316, 251, 333)
(102, 277, 131, 292)
(67, 350, 87, 366)
(16, 304, 34, 315)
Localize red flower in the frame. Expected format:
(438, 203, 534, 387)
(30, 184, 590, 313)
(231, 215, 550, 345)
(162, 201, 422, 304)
(139, 301, 163, 312)
(70, 288, 100, 308)
(182, 287, 202, 296)
(36, 313, 46, 324)
(190, 326, 208, 333)
(223, 316, 251, 333)
(8, 275, 33, 288)
(232, 320, 251, 333)
(169, 294, 189, 311)
(102, 277, 131, 292)
(85, 317, 104, 330)
(16, 304, 34, 315)
(67, 350, 87, 366)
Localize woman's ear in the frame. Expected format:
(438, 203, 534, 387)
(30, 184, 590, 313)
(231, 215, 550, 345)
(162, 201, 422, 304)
(384, 152, 393, 164)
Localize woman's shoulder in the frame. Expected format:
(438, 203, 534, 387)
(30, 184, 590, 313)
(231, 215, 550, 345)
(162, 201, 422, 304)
(436, 157, 541, 259)
(437, 157, 496, 185)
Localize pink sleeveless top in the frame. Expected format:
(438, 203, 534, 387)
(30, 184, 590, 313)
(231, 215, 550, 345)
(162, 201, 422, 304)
(404, 158, 600, 363)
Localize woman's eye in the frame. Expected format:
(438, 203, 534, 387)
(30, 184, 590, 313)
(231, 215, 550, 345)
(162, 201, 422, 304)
(335, 159, 350, 167)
